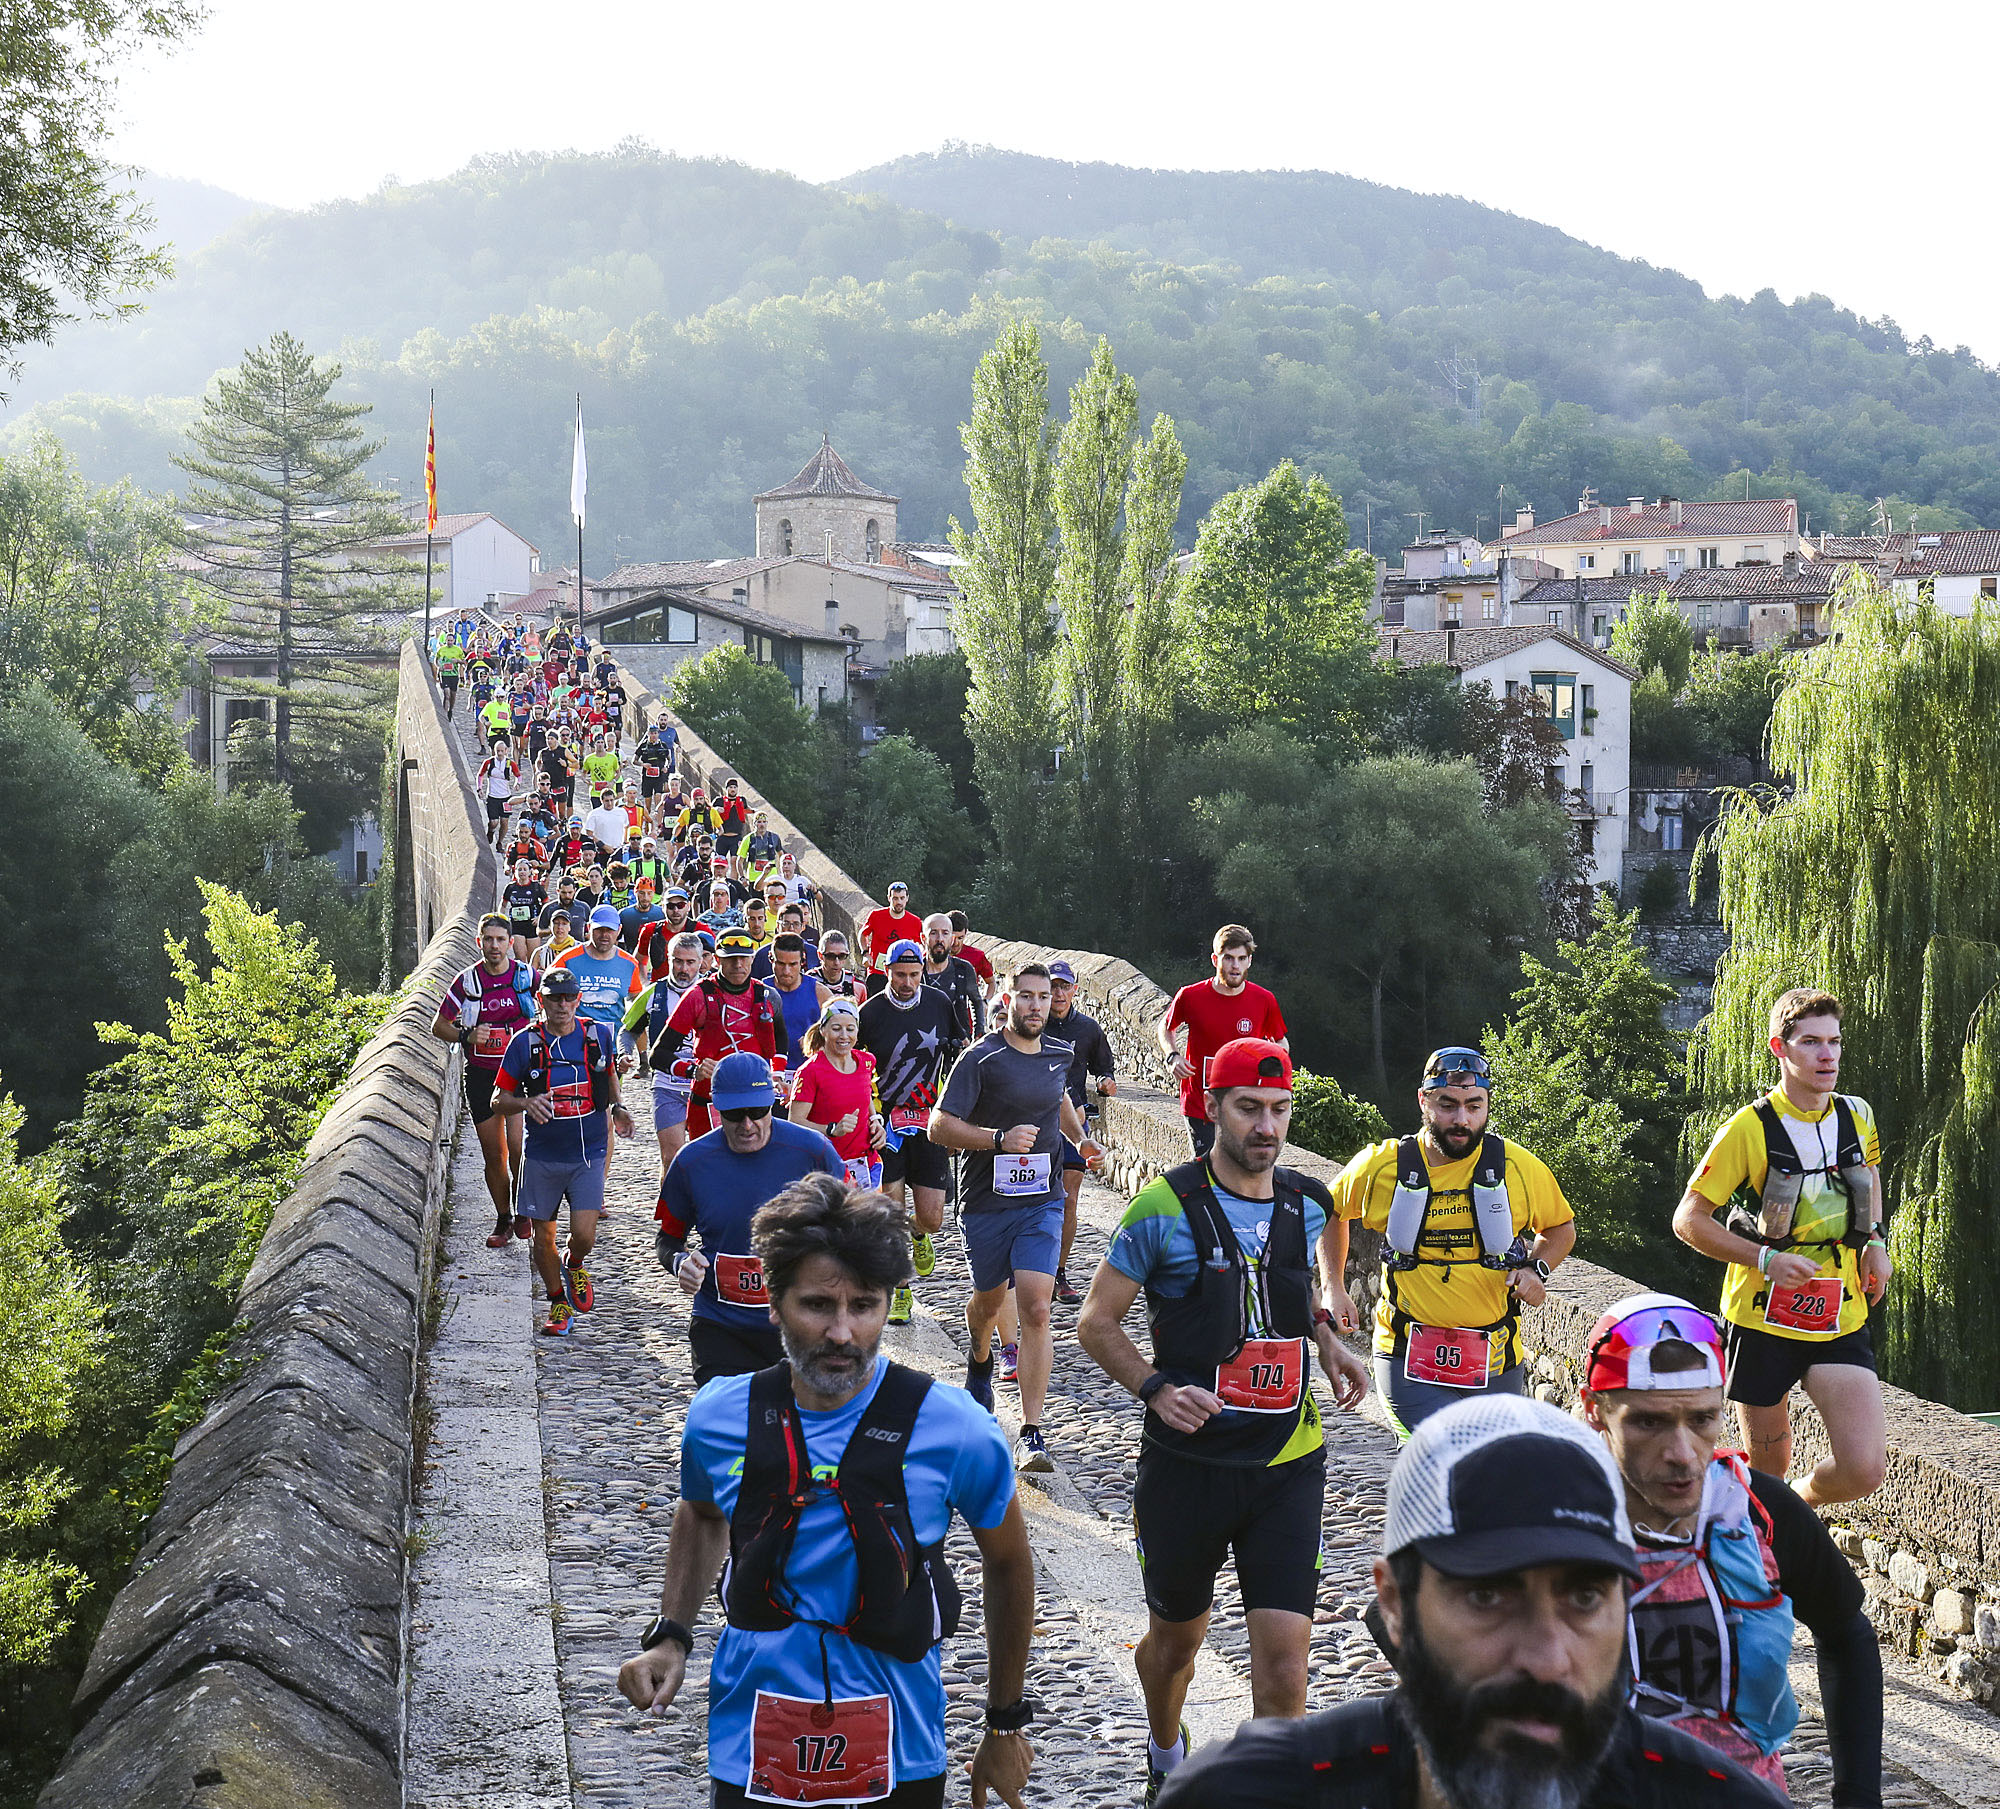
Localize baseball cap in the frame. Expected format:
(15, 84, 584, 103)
(711, 1051, 776, 1111)
(1584, 1293, 1725, 1394)
(716, 930, 757, 957)
(695, 927, 718, 951)
(588, 905, 622, 929)
(1384, 1396, 1638, 1580)
(1047, 959, 1077, 983)
(1204, 1037, 1293, 1092)
(537, 965, 581, 997)
(886, 938, 924, 965)
(664, 886, 690, 902)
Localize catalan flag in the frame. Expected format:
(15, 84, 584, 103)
(424, 401, 438, 533)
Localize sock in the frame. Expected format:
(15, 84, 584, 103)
(1148, 1735, 1186, 1775)
(1020, 1423, 1039, 1434)
(968, 1349, 993, 1371)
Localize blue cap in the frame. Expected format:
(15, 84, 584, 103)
(1048, 959, 1077, 983)
(664, 886, 690, 901)
(589, 905, 622, 929)
(710, 1051, 776, 1112)
(887, 938, 924, 966)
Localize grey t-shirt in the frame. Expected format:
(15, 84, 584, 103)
(936, 1030, 1076, 1212)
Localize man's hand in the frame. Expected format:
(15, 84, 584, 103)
(869, 1114, 888, 1151)
(1315, 1329, 1370, 1410)
(1509, 1270, 1547, 1308)
(676, 1250, 709, 1297)
(695, 1057, 719, 1085)
(999, 1124, 1038, 1156)
(1769, 1251, 1822, 1290)
(610, 1102, 636, 1141)
(617, 1641, 687, 1713)
(1150, 1382, 1223, 1434)
(1323, 1282, 1359, 1334)
(967, 1730, 1033, 1809)
(523, 1093, 556, 1123)
(1172, 1054, 1197, 1084)
(1860, 1242, 1893, 1303)
(831, 1109, 860, 1139)
(1078, 1137, 1105, 1172)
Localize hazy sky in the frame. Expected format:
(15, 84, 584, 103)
(108, 0, 2000, 359)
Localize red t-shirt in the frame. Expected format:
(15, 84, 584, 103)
(792, 1050, 878, 1164)
(1165, 979, 1288, 1119)
(863, 907, 923, 968)
(959, 944, 994, 985)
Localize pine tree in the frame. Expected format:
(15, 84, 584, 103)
(177, 333, 410, 786)
(1690, 577, 2000, 1407)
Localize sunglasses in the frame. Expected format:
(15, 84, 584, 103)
(1588, 1304, 1724, 1367)
(718, 1106, 772, 1124)
(1422, 1047, 1492, 1087)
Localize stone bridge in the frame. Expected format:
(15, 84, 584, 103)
(33, 645, 2000, 1807)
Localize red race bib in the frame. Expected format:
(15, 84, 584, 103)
(1403, 1327, 1491, 1388)
(1213, 1337, 1305, 1412)
(747, 1691, 894, 1805)
(714, 1252, 768, 1306)
(888, 1105, 928, 1132)
(1763, 1275, 1844, 1334)
(472, 1022, 512, 1058)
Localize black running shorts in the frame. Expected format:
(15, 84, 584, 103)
(1133, 1441, 1325, 1623)
(881, 1127, 949, 1194)
(462, 1065, 501, 1126)
(689, 1317, 785, 1387)
(1724, 1318, 1875, 1408)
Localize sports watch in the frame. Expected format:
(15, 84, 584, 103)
(984, 1696, 1038, 1733)
(641, 1615, 694, 1654)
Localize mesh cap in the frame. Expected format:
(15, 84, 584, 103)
(1385, 1395, 1638, 1580)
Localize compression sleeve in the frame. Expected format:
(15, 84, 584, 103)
(1816, 1608, 1884, 1809)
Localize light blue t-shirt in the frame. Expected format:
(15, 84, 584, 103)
(1106, 1176, 1327, 1305)
(682, 1357, 1016, 1787)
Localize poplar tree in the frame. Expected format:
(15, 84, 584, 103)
(177, 333, 410, 787)
(1052, 337, 1137, 860)
(1119, 413, 1187, 949)
(1689, 577, 2000, 1407)
(950, 320, 1061, 927)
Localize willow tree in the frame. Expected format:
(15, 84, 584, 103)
(1689, 577, 2000, 1407)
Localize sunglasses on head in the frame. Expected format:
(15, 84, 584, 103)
(718, 1106, 771, 1124)
(1422, 1047, 1492, 1087)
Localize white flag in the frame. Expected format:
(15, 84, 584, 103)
(569, 396, 587, 527)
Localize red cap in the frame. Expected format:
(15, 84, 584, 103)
(1204, 1038, 1293, 1094)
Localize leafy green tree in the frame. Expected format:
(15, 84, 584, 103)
(829, 735, 980, 904)
(0, 0, 196, 390)
(1287, 1072, 1390, 1165)
(665, 643, 820, 828)
(874, 649, 978, 819)
(177, 332, 409, 787)
(0, 434, 206, 777)
(1121, 414, 1187, 732)
(0, 1093, 99, 1664)
(1179, 461, 1377, 739)
(1629, 669, 1708, 769)
(1691, 581, 2000, 1406)
(1683, 645, 1784, 765)
(1610, 589, 1694, 690)
(950, 320, 1065, 929)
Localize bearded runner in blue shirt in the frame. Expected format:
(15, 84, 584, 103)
(619, 1174, 1039, 1809)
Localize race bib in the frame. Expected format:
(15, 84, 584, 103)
(747, 1690, 893, 1805)
(888, 1104, 928, 1133)
(472, 1022, 512, 1058)
(1403, 1326, 1491, 1388)
(994, 1151, 1053, 1198)
(714, 1252, 768, 1306)
(1214, 1337, 1304, 1412)
(1763, 1274, 1844, 1335)
(843, 1156, 880, 1189)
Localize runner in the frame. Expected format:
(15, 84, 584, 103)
(1076, 1037, 1368, 1798)
(744, 809, 783, 875)
(619, 878, 665, 955)
(539, 872, 588, 943)
(535, 906, 580, 975)
(1324, 1046, 1575, 1438)
(625, 929, 706, 1175)
(1155, 1397, 1775, 1809)
(948, 911, 997, 1008)
(582, 735, 621, 807)
(765, 932, 829, 1055)
(1159, 926, 1288, 1158)
(929, 963, 1104, 1473)
(431, 913, 540, 1248)
(435, 634, 465, 716)
(1045, 958, 1116, 1307)
(585, 788, 629, 864)
(629, 835, 671, 896)
(617, 1173, 1036, 1809)
(675, 786, 722, 844)
(790, 999, 887, 1191)
(915, 912, 985, 1044)
(501, 858, 547, 962)
(699, 878, 746, 935)
(634, 885, 696, 982)
(1578, 1293, 1884, 1802)
(657, 1053, 845, 1383)
(862, 882, 923, 974)
(538, 737, 575, 819)
(654, 929, 792, 1139)
(718, 777, 753, 876)
(479, 688, 511, 750)
(552, 906, 644, 1064)
(856, 942, 963, 1323)
(635, 721, 673, 817)
(1673, 987, 1888, 1506)
(476, 740, 520, 851)
(812, 931, 867, 1005)
(490, 964, 637, 1336)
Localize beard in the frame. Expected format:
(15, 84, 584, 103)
(780, 1318, 879, 1396)
(1394, 1606, 1624, 1809)
(1427, 1119, 1481, 1158)
(1217, 1121, 1281, 1174)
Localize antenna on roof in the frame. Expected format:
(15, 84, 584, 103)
(1407, 510, 1428, 542)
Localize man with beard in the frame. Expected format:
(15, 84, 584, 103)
(1322, 1047, 1575, 1438)
(928, 963, 1104, 1473)
(653, 930, 791, 1139)
(655, 1053, 843, 1383)
(1157, 1396, 1779, 1809)
(1580, 1294, 1881, 1804)
(618, 1173, 1038, 1809)
(1077, 1039, 1372, 1805)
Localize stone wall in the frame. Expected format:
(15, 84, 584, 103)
(38, 648, 497, 1807)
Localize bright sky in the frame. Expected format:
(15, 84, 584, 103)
(108, 0, 2000, 360)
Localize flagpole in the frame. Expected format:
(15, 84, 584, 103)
(570, 391, 587, 635)
(422, 388, 437, 657)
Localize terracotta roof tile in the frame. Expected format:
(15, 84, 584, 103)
(1893, 529, 2000, 577)
(1375, 623, 1638, 680)
(1497, 498, 1797, 547)
(754, 435, 898, 503)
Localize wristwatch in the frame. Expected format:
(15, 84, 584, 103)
(1521, 1257, 1551, 1282)
(984, 1696, 1038, 1733)
(991, 1127, 1004, 1152)
(641, 1615, 694, 1654)
(1311, 1306, 1336, 1329)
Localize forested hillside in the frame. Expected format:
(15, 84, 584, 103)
(6, 145, 1995, 559)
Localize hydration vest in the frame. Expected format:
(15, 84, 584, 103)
(516, 1020, 615, 1113)
(1725, 1096, 1874, 1252)
(723, 1362, 961, 1665)
(1380, 1134, 1526, 1342)
(1629, 1452, 1798, 1759)
(451, 958, 538, 1028)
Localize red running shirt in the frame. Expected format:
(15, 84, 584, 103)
(1165, 979, 1288, 1119)
(791, 1051, 878, 1161)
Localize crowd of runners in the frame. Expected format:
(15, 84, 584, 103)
(428, 609, 1895, 1809)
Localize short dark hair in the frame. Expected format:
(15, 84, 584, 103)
(1771, 987, 1841, 1043)
(753, 1173, 913, 1300)
(773, 933, 806, 955)
(948, 910, 969, 931)
(1012, 961, 1052, 988)
(1645, 1338, 1710, 1376)
(1214, 923, 1256, 956)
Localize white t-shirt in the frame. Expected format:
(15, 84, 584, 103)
(482, 759, 517, 801)
(584, 804, 628, 846)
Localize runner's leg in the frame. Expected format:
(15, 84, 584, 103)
(1734, 1398, 1794, 1480)
(1013, 1269, 1056, 1428)
(966, 1280, 1007, 1364)
(1244, 1610, 1313, 1719)
(1795, 1361, 1888, 1504)
(1134, 1612, 1209, 1747)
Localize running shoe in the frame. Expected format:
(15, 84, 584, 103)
(486, 1214, 513, 1250)
(888, 1284, 914, 1324)
(1053, 1268, 1082, 1306)
(564, 1259, 594, 1313)
(998, 1341, 1019, 1383)
(541, 1299, 575, 1337)
(1145, 1724, 1193, 1809)
(1014, 1425, 1053, 1474)
(910, 1232, 937, 1278)
(965, 1352, 995, 1412)
(514, 1214, 533, 1240)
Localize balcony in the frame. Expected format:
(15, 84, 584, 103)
(1560, 787, 1616, 820)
